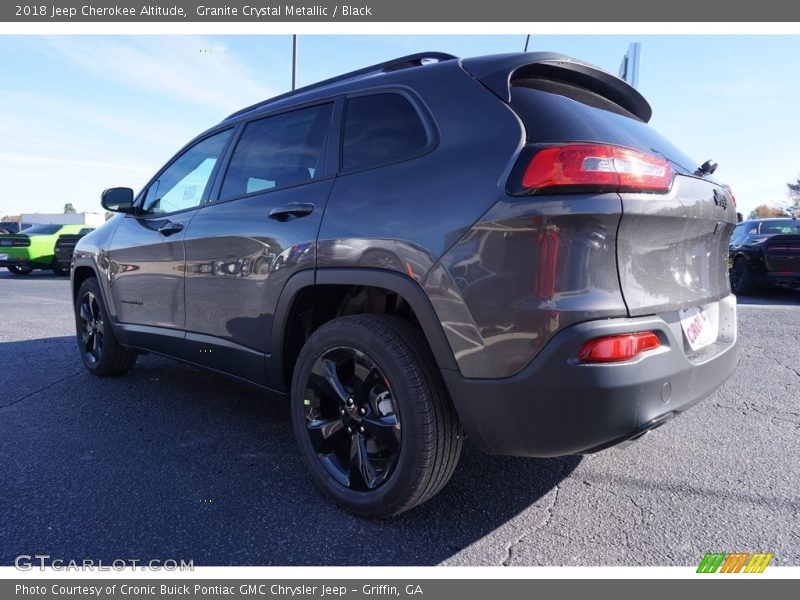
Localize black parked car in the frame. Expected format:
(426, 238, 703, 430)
(729, 217, 800, 294)
(72, 52, 739, 516)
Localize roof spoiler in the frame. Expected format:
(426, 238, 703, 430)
(461, 52, 652, 123)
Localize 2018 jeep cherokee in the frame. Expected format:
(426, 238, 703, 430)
(72, 52, 739, 517)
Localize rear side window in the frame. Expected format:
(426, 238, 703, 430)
(342, 93, 428, 171)
(20, 225, 62, 235)
(220, 103, 333, 200)
(510, 81, 699, 174)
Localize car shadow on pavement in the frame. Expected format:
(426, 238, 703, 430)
(0, 337, 580, 566)
(735, 286, 800, 306)
(0, 270, 67, 280)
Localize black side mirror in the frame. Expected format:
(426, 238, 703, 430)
(101, 187, 136, 214)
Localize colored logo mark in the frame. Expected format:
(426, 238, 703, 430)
(697, 552, 773, 573)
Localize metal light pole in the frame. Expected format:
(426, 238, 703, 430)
(292, 35, 298, 91)
(618, 42, 641, 88)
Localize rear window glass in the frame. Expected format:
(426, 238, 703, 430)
(510, 82, 699, 174)
(759, 220, 800, 235)
(19, 225, 62, 235)
(342, 93, 428, 171)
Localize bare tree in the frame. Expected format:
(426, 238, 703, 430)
(747, 204, 786, 219)
(786, 176, 800, 216)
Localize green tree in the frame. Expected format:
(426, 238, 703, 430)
(63, 203, 77, 214)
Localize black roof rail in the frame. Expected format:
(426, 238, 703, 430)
(224, 52, 458, 121)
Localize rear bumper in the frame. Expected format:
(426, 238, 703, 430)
(443, 294, 739, 457)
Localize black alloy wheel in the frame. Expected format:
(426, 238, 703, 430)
(291, 314, 463, 517)
(74, 277, 137, 376)
(303, 346, 401, 491)
(78, 291, 105, 364)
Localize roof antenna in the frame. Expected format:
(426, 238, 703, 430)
(524, 34, 531, 52)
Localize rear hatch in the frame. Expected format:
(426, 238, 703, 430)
(463, 53, 737, 316)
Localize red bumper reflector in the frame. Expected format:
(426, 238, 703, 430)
(578, 332, 661, 363)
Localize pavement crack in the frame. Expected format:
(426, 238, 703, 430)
(774, 358, 800, 379)
(501, 483, 561, 566)
(1, 370, 83, 409)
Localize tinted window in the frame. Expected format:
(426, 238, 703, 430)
(342, 93, 428, 171)
(220, 103, 333, 200)
(142, 129, 232, 215)
(759, 220, 800, 235)
(510, 82, 699, 174)
(20, 225, 62, 235)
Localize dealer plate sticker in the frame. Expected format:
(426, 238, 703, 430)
(679, 304, 719, 351)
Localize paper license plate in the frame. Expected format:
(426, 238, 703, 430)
(678, 304, 719, 351)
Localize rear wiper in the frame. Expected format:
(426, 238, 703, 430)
(694, 159, 718, 177)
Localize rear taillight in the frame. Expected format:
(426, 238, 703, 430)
(578, 332, 661, 363)
(521, 144, 673, 194)
(723, 184, 737, 206)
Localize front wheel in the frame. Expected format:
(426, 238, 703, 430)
(290, 314, 463, 517)
(75, 277, 138, 376)
(7, 265, 33, 275)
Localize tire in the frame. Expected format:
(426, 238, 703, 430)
(290, 314, 463, 517)
(52, 259, 69, 276)
(730, 256, 756, 295)
(74, 277, 137, 376)
(7, 265, 33, 275)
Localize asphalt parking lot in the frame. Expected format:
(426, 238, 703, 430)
(1, 270, 798, 566)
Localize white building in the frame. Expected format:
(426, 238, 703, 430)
(19, 212, 106, 227)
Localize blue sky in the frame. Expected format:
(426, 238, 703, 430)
(1, 34, 799, 218)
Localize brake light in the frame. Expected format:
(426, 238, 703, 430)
(723, 184, 737, 206)
(522, 144, 673, 193)
(578, 332, 661, 363)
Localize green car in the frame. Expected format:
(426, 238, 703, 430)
(0, 224, 94, 276)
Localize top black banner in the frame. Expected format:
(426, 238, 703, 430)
(4, 0, 800, 22)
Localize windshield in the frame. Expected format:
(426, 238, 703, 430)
(759, 220, 800, 235)
(19, 224, 63, 235)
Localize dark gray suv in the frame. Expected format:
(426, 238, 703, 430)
(72, 52, 739, 516)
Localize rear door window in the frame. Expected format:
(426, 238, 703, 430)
(219, 103, 334, 201)
(342, 93, 429, 171)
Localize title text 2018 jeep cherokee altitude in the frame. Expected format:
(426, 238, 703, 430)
(72, 52, 739, 517)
